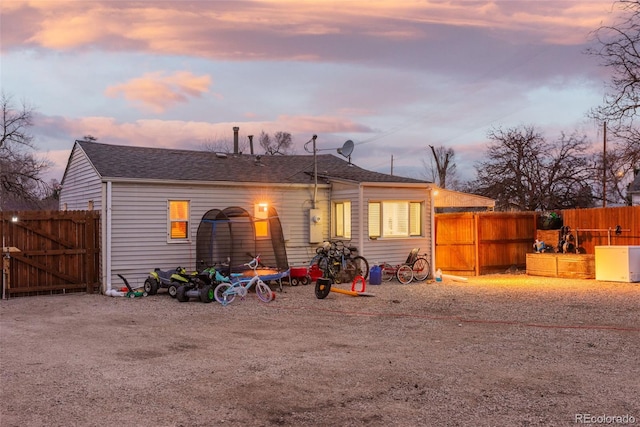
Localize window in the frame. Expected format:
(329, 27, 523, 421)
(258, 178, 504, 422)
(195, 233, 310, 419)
(333, 201, 351, 239)
(254, 220, 269, 238)
(168, 200, 189, 241)
(368, 201, 422, 238)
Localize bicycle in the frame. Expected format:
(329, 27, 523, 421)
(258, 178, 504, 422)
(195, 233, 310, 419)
(309, 240, 369, 284)
(380, 248, 431, 284)
(213, 255, 274, 306)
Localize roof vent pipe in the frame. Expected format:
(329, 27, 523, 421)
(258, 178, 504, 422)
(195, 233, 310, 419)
(248, 135, 254, 155)
(233, 126, 239, 154)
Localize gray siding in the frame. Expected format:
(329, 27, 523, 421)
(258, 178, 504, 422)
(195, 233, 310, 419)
(59, 147, 103, 211)
(108, 181, 331, 287)
(330, 183, 433, 270)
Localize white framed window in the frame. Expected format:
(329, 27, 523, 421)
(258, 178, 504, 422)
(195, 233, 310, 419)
(368, 201, 422, 238)
(333, 201, 351, 239)
(168, 200, 190, 242)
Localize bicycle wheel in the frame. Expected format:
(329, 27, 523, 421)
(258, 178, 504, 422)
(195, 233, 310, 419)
(412, 257, 431, 281)
(317, 256, 333, 280)
(396, 264, 414, 284)
(381, 263, 395, 282)
(255, 280, 273, 303)
(214, 283, 236, 305)
(350, 256, 369, 280)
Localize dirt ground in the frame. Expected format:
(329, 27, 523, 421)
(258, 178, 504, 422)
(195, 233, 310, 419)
(1, 274, 639, 427)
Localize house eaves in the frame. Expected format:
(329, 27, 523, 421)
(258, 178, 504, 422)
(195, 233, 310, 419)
(97, 176, 331, 189)
(434, 189, 496, 208)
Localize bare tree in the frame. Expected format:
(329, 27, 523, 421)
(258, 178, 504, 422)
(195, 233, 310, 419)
(259, 131, 293, 155)
(588, 146, 637, 205)
(200, 134, 235, 154)
(424, 145, 459, 189)
(587, 0, 640, 202)
(467, 125, 595, 211)
(0, 93, 51, 210)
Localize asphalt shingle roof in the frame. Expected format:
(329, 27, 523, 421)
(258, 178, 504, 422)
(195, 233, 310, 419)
(75, 140, 429, 185)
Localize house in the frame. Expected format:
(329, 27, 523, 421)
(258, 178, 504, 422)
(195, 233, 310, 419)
(60, 140, 436, 292)
(629, 169, 640, 206)
(433, 188, 495, 213)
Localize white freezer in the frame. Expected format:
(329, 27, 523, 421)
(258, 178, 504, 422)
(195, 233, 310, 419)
(595, 246, 640, 283)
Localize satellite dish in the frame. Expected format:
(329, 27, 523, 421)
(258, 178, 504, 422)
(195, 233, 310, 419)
(337, 140, 354, 158)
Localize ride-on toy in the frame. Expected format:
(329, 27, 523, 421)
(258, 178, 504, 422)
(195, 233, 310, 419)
(144, 267, 194, 298)
(175, 280, 215, 303)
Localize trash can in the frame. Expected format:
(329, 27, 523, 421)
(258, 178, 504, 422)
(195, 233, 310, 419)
(369, 265, 382, 285)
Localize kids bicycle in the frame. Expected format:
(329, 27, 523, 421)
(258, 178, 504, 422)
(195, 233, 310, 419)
(213, 255, 275, 306)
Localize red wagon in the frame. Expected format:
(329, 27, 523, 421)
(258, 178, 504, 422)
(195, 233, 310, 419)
(289, 266, 312, 286)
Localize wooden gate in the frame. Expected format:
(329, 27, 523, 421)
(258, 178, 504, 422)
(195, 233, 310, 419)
(435, 212, 536, 276)
(1, 210, 100, 297)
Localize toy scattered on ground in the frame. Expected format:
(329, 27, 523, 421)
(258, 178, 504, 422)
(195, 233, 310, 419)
(175, 280, 215, 303)
(213, 255, 282, 306)
(315, 275, 375, 299)
(289, 266, 311, 286)
(116, 274, 148, 298)
(144, 266, 195, 298)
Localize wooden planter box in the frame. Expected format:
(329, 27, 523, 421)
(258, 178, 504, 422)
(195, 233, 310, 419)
(526, 253, 595, 279)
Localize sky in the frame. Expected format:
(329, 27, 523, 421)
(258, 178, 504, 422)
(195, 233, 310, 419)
(0, 0, 624, 185)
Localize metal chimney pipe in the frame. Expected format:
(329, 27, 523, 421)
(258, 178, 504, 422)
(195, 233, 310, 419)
(233, 126, 239, 154)
(248, 135, 254, 155)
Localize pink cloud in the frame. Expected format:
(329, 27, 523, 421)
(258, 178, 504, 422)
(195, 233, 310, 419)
(104, 71, 212, 113)
(2, 1, 617, 57)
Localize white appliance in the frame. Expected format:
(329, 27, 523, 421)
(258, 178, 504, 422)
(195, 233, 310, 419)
(595, 246, 640, 283)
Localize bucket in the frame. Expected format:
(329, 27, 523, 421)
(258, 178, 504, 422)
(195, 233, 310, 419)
(369, 265, 382, 285)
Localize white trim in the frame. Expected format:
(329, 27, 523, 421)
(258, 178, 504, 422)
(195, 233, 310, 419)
(106, 181, 112, 292)
(430, 186, 436, 278)
(358, 183, 364, 258)
(98, 177, 332, 189)
(167, 199, 191, 243)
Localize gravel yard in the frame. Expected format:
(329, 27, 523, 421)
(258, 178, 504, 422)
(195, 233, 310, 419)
(1, 274, 639, 427)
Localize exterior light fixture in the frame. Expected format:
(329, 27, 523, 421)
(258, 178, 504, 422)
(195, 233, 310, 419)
(254, 203, 269, 219)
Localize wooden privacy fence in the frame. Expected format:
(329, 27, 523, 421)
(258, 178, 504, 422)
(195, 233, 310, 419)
(435, 206, 640, 276)
(563, 206, 639, 254)
(1, 210, 100, 297)
(435, 211, 536, 276)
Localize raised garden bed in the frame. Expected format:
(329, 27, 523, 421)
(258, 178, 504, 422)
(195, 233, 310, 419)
(526, 253, 595, 279)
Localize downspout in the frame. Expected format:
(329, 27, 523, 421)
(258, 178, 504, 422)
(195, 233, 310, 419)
(106, 181, 112, 292)
(359, 183, 364, 258)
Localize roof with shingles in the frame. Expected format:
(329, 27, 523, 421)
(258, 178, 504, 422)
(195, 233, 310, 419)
(74, 140, 430, 185)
